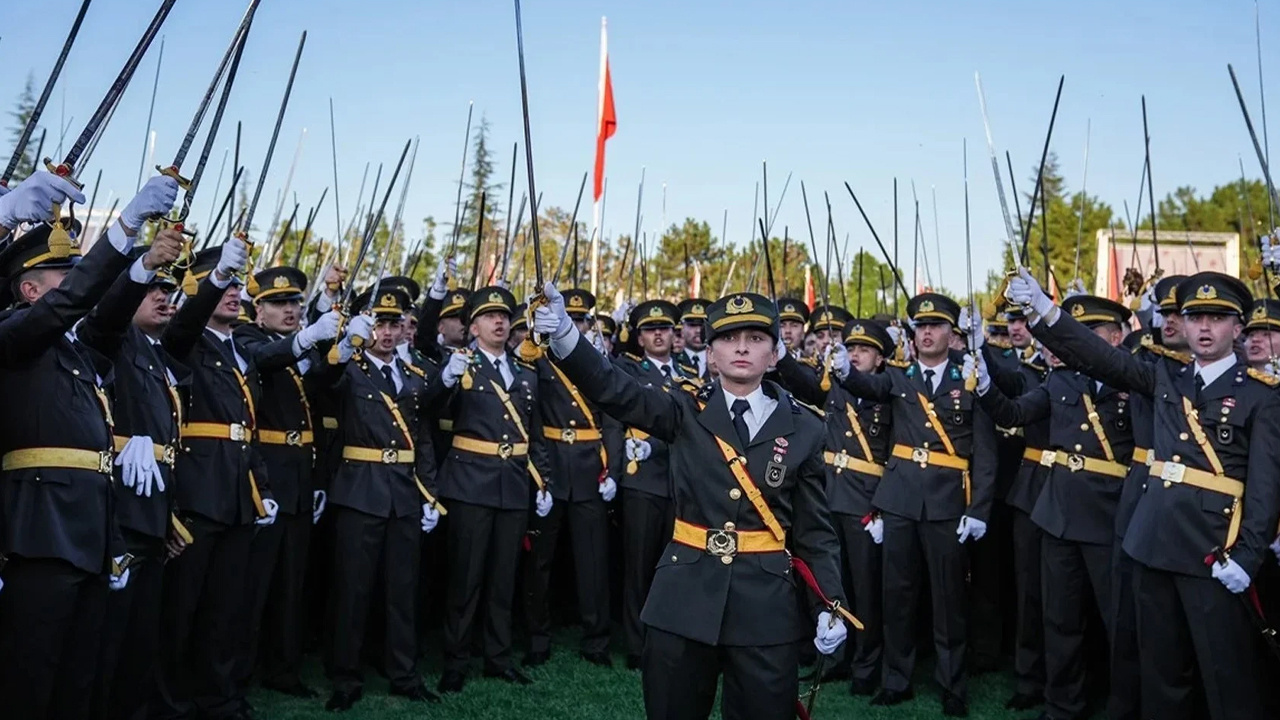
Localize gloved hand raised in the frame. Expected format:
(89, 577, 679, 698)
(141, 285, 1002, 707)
(428, 256, 456, 299)
(121, 175, 180, 232)
(297, 310, 342, 351)
(830, 343, 851, 380)
(1006, 267, 1054, 318)
(216, 234, 249, 279)
(441, 350, 470, 388)
(532, 282, 574, 340)
(0, 171, 86, 230)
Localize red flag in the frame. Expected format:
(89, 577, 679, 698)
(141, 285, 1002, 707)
(690, 261, 701, 298)
(805, 265, 815, 309)
(593, 18, 617, 202)
(1108, 241, 1121, 301)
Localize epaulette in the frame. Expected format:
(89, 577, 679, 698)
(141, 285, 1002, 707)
(987, 337, 1012, 349)
(515, 359, 537, 372)
(624, 352, 642, 363)
(402, 362, 426, 379)
(674, 376, 703, 396)
(1248, 367, 1280, 387)
(696, 382, 715, 403)
(887, 358, 910, 369)
(799, 355, 820, 369)
(789, 395, 825, 418)
(678, 364, 699, 377)
(1139, 334, 1192, 364)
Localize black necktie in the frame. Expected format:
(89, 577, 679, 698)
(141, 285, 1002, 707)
(661, 365, 672, 381)
(690, 355, 700, 372)
(380, 365, 397, 395)
(1194, 373, 1205, 403)
(924, 368, 936, 394)
(494, 357, 508, 388)
(731, 398, 752, 448)
(223, 339, 238, 368)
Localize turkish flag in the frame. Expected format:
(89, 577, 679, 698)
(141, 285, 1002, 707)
(593, 19, 616, 202)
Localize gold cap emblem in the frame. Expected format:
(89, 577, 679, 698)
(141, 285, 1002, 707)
(692, 303, 704, 314)
(489, 291, 503, 303)
(1196, 284, 1218, 300)
(919, 300, 934, 313)
(784, 303, 796, 313)
(1070, 303, 1085, 318)
(272, 275, 290, 289)
(568, 294, 585, 308)
(378, 293, 397, 308)
(649, 305, 664, 317)
(851, 324, 866, 336)
(1253, 304, 1268, 321)
(726, 295, 754, 315)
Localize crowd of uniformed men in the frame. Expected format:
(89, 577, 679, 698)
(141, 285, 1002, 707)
(1, 168, 1279, 720)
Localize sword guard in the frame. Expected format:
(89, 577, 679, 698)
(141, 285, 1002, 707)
(43, 158, 84, 190)
(155, 164, 193, 191)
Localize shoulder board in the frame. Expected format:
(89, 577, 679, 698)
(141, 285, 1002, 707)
(515, 359, 537, 372)
(789, 395, 826, 418)
(1248, 367, 1280, 387)
(402, 362, 426, 379)
(987, 337, 1012, 349)
(887, 358, 910, 369)
(674, 376, 703, 396)
(624, 352, 642, 363)
(799, 356, 820, 368)
(696, 382, 715, 403)
(678, 364, 699, 376)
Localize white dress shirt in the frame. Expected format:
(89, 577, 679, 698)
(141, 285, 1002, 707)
(687, 348, 708, 374)
(478, 347, 514, 389)
(918, 357, 949, 394)
(367, 353, 404, 393)
(206, 327, 247, 373)
(723, 384, 779, 441)
(1194, 353, 1236, 389)
(647, 355, 676, 381)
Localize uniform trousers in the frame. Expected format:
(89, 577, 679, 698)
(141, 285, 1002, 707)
(880, 511, 968, 698)
(833, 511, 882, 683)
(93, 532, 166, 720)
(1010, 508, 1046, 698)
(0, 556, 108, 720)
(237, 509, 311, 689)
(328, 506, 421, 693)
(523, 495, 611, 654)
(621, 489, 675, 659)
(1107, 543, 1142, 720)
(1040, 534, 1111, 720)
(442, 501, 528, 673)
(1134, 563, 1265, 720)
(641, 627, 799, 720)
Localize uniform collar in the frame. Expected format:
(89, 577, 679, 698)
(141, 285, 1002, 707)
(1194, 353, 1236, 388)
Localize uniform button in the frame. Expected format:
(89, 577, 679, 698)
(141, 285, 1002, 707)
(925, 422, 932, 429)
(845, 431, 853, 437)
(1222, 407, 1232, 414)
(1061, 396, 1067, 402)
(503, 414, 510, 420)
(502, 434, 509, 440)
(720, 555, 734, 565)
(569, 420, 578, 427)
(72, 369, 80, 376)
(1172, 455, 1181, 462)
(390, 440, 397, 447)
(571, 401, 578, 407)
(927, 402, 935, 409)
(215, 361, 222, 367)
(729, 488, 742, 500)
(1080, 423, 1089, 431)
(1223, 508, 1232, 515)
(1074, 444, 1082, 452)
(1179, 433, 1189, 441)
(724, 522, 736, 532)
(671, 555, 678, 562)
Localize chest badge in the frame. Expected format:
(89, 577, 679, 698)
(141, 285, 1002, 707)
(764, 461, 787, 488)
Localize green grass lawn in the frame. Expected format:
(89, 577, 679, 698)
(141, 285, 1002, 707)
(248, 637, 1043, 719)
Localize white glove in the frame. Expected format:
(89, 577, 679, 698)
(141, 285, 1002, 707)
(598, 475, 617, 502)
(422, 502, 440, 533)
(1211, 557, 1252, 594)
(973, 352, 991, 395)
(114, 435, 165, 498)
(1065, 278, 1087, 298)
(0, 171, 86, 229)
(256, 497, 280, 527)
(533, 282, 574, 340)
(121, 175, 180, 231)
(345, 313, 375, 346)
(108, 558, 131, 591)
(1271, 535, 1280, 563)
(865, 516, 884, 545)
(1139, 284, 1157, 315)
(312, 490, 327, 524)
(813, 611, 847, 655)
(428, 256, 456, 299)
(535, 489, 553, 518)
(611, 302, 632, 325)
(441, 350, 470, 388)
(958, 306, 973, 335)
(830, 344, 850, 380)
(967, 306, 985, 349)
(1007, 267, 1054, 318)
(0, 183, 8, 198)
(297, 310, 342, 351)
(625, 437, 652, 462)
(216, 234, 249, 277)
(956, 515, 987, 543)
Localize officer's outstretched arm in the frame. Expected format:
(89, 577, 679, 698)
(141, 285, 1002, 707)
(1033, 309, 1155, 396)
(550, 331, 681, 443)
(1235, 395, 1280, 578)
(837, 362, 893, 402)
(977, 381, 1050, 430)
(774, 352, 826, 406)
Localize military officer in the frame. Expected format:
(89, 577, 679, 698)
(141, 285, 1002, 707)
(596, 312, 618, 356)
(522, 288, 621, 667)
(830, 292, 998, 717)
(776, 318, 894, 696)
(977, 294, 1137, 720)
(776, 296, 810, 357)
(535, 284, 851, 720)
(77, 234, 191, 720)
(674, 297, 711, 379)
(1009, 268, 1280, 720)
(611, 299, 687, 669)
(0, 172, 176, 719)
(233, 266, 340, 699)
(1243, 298, 1280, 372)
(318, 283, 442, 711)
(430, 286, 554, 693)
(153, 237, 280, 720)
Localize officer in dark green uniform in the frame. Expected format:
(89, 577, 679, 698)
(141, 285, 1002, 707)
(831, 292, 998, 717)
(674, 298, 712, 379)
(977, 294, 1136, 720)
(1008, 268, 1280, 720)
(534, 284, 852, 720)
(776, 296, 811, 359)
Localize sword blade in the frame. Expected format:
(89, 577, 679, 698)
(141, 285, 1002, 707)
(242, 30, 307, 236)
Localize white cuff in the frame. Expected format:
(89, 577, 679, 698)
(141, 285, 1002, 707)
(550, 325, 581, 359)
(316, 292, 333, 313)
(292, 335, 307, 357)
(428, 284, 448, 300)
(106, 222, 134, 255)
(209, 271, 232, 290)
(128, 257, 157, 284)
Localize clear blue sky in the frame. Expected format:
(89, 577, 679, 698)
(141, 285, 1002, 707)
(2, 0, 1272, 290)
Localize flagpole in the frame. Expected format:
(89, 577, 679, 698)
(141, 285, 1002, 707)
(590, 16, 608, 298)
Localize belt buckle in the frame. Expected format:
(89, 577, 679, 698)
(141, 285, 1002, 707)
(1066, 453, 1085, 472)
(98, 451, 113, 475)
(381, 448, 400, 464)
(162, 445, 176, 466)
(911, 447, 929, 467)
(833, 451, 849, 470)
(706, 528, 739, 557)
(497, 442, 514, 460)
(285, 430, 302, 447)
(229, 423, 247, 442)
(1040, 450, 1057, 467)
(562, 428, 577, 445)
(1161, 461, 1186, 485)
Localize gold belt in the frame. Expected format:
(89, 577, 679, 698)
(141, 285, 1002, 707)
(891, 444, 970, 471)
(342, 446, 415, 464)
(1149, 460, 1244, 549)
(256, 429, 315, 447)
(452, 436, 528, 459)
(823, 450, 884, 477)
(321, 416, 339, 430)
(183, 422, 251, 442)
(541, 426, 602, 444)
(3, 447, 113, 475)
(672, 518, 786, 563)
(1023, 447, 1046, 464)
(112, 436, 177, 466)
(1132, 447, 1151, 465)
(1048, 450, 1128, 478)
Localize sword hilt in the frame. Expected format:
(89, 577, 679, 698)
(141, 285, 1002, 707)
(44, 157, 84, 190)
(327, 310, 347, 364)
(156, 164, 192, 191)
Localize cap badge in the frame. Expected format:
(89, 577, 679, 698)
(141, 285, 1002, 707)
(378, 293, 397, 308)
(272, 275, 290, 289)
(568, 295, 585, 308)
(1254, 304, 1268, 321)
(919, 300, 935, 313)
(692, 303, 704, 314)
(784, 303, 796, 313)
(1196, 285, 1218, 301)
(851, 324, 866, 336)
(726, 295, 754, 315)
(1070, 303, 1085, 318)
(649, 305, 664, 317)
(489, 291, 503, 303)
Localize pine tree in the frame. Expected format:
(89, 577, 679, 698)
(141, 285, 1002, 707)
(6, 74, 40, 182)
